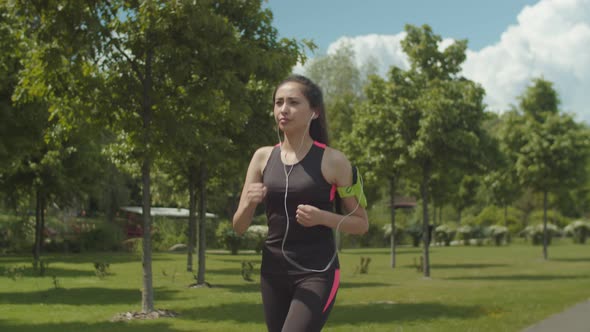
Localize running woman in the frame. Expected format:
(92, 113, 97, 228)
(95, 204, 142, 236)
(233, 74, 369, 332)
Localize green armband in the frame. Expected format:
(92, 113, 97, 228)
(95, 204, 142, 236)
(336, 166, 367, 208)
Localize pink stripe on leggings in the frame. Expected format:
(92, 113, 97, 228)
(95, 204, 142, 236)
(323, 269, 340, 313)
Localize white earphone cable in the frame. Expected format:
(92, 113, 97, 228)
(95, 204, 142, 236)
(276, 114, 363, 272)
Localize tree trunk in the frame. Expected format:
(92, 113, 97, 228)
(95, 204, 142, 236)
(40, 194, 45, 256)
(187, 167, 197, 272)
(421, 164, 431, 277)
(389, 176, 396, 268)
(504, 203, 511, 244)
(33, 188, 42, 262)
(141, 157, 154, 313)
(431, 202, 436, 227)
(542, 190, 548, 260)
(196, 162, 208, 285)
(141, 47, 154, 314)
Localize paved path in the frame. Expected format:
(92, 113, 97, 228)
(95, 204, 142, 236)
(522, 299, 590, 332)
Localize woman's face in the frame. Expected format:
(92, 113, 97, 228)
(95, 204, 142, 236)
(274, 82, 316, 133)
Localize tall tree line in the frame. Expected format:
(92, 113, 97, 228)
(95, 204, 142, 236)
(1, 0, 309, 313)
(2, 2, 588, 307)
(304, 25, 590, 273)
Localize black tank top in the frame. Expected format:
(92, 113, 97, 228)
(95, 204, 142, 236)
(261, 141, 339, 275)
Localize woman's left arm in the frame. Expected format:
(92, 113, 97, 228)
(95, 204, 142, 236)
(295, 148, 369, 235)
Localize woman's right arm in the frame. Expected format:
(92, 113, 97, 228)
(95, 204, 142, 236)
(232, 147, 272, 235)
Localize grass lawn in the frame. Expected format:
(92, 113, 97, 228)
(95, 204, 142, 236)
(1, 240, 589, 332)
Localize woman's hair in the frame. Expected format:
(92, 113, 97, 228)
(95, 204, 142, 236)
(273, 74, 329, 145)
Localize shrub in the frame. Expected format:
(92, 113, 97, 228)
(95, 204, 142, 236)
(434, 224, 456, 246)
(216, 221, 242, 254)
(78, 222, 126, 252)
(4, 264, 25, 280)
(93, 262, 111, 279)
(244, 225, 268, 254)
(521, 223, 561, 245)
(487, 225, 508, 246)
(406, 223, 423, 247)
(151, 217, 188, 252)
(122, 238, 143, 256)
(0, 216, 35, 253)
(564, 220, 590, 244)
(241, 261, 255, 281)
(381, 223, 405, 246)
(457, 225, 472, 245)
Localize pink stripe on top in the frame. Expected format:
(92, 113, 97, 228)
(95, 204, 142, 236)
(330, 184, 336, 202)
(313, 141, 327, 149)
(323, 269, 340, 313)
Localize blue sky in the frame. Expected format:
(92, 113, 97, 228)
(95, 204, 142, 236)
(267, 0, 539, 53)
(265, 0, 590, 123)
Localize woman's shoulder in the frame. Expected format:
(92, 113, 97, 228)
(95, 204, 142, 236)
(254, 145, 275, 155)
(252, 145, 275, 161)
(251, 145, 275, 169)
(322, 146, 352, 186)
(323, 146, 350, 165)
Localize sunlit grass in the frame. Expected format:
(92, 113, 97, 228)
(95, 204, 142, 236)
(1, 240, 589, 332)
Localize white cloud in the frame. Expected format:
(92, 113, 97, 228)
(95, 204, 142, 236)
(326, 33, 410, 77)
(464, 0, 590, 120)
(303, 0, 590, 122)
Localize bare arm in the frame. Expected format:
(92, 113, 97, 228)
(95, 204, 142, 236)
(295, 148, 369, 235)
(232, 147, 272, 235)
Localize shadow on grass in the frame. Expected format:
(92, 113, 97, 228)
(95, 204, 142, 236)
(178, 301, 484, 325)
(0, 287, 178, 306)
(207, 251, 262, 262)
(552, 257, 590, 262)
(330, 302, 485, 325)
(339, 282, 392, 289)
(0, 255, 34, 263)
(209, 257, 262, 264)
(0, 253, 174, 266)
(0, 319, 187, 332)
(179, 302, 265, 324)
(410, 263, 510, 269)
(445, 274, 589, 281)
(207, 283, 260, 293)
(208, 281, 392, 294)
(206, 267, 251, 276)
(342, 248, 426, 256)
(0, 266, 102, 278)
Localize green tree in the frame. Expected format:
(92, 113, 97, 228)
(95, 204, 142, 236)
(151, 2, 305, 281)
(519, 77, 559, 122)
(483, 112, 522, 227)
(12, 0, 308, 312)
(1, 4, 106, 262)
(394, 24, 487, 277)
(429, 170, 459, 225)
(507, 79, 589, 259)
(344, 73, 408, 268)
(453, 175, 479, 223)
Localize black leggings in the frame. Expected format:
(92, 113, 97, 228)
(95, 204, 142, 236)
(260, 269, 340, 332)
